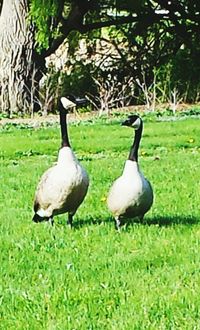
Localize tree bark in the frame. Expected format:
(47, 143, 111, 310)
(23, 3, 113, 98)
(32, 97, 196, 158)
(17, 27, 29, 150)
(0, 0, 45, 116)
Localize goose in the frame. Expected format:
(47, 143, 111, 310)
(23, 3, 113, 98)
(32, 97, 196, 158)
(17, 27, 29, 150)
(32, 97, 89, 227)
(107, 115, 153, 229)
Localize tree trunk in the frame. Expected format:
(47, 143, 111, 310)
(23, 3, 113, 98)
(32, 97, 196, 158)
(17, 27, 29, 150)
(0, 0, 45, 116)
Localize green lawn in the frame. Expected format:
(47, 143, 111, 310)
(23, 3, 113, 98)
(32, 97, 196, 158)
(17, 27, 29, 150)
(0, 116, 200, 329)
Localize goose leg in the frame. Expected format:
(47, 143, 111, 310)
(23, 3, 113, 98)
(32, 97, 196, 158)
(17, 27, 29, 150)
(67, 213, 73, 228)
(115, 216, 121, 231)
(138, 214, 144, 222)
(49, 217, 54, 226)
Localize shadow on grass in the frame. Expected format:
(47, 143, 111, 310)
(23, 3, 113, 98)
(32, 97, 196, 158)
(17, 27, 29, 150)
(72, 216, 112, 229)
(56, 214, 200, 229)
(125, 215, 200, 228)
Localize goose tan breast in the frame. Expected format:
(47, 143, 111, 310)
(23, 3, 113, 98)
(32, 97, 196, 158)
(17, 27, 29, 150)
(107, 169, 153, 218)
(35, 162, 89, 216)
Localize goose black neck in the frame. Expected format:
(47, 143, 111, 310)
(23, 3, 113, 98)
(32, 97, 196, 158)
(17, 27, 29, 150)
(128, 122, 143, 162)
(59, 102, 70, 148)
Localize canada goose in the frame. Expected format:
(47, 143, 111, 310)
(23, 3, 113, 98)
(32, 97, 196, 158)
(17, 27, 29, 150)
(107, 115, 153, 229)
(32, 97, 89, 226)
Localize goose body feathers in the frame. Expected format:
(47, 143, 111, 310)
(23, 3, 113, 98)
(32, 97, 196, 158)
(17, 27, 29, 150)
(107, 160, 153, 221)
(34, 147, 89, 220)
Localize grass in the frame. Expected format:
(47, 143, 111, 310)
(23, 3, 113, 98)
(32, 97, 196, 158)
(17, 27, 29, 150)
(0, 116, 200, 329)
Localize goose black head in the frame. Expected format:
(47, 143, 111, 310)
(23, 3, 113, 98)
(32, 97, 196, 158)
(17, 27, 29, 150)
(32, 213, 49, 223)
(121, 115, 142, 130)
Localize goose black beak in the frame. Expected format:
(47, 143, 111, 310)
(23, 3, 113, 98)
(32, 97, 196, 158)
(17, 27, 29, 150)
(121, 119, 131, 126)
(32, 213, 48, 223)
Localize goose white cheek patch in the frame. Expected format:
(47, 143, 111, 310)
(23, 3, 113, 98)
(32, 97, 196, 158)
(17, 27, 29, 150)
(132, 118, 141, 130)
(61, 97, 76, 109)
(37, 209, 48, 217)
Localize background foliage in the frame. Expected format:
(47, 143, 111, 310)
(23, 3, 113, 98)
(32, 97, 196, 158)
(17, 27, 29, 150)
(28, 0, 200, 112)
(0, 0, 200, 115)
